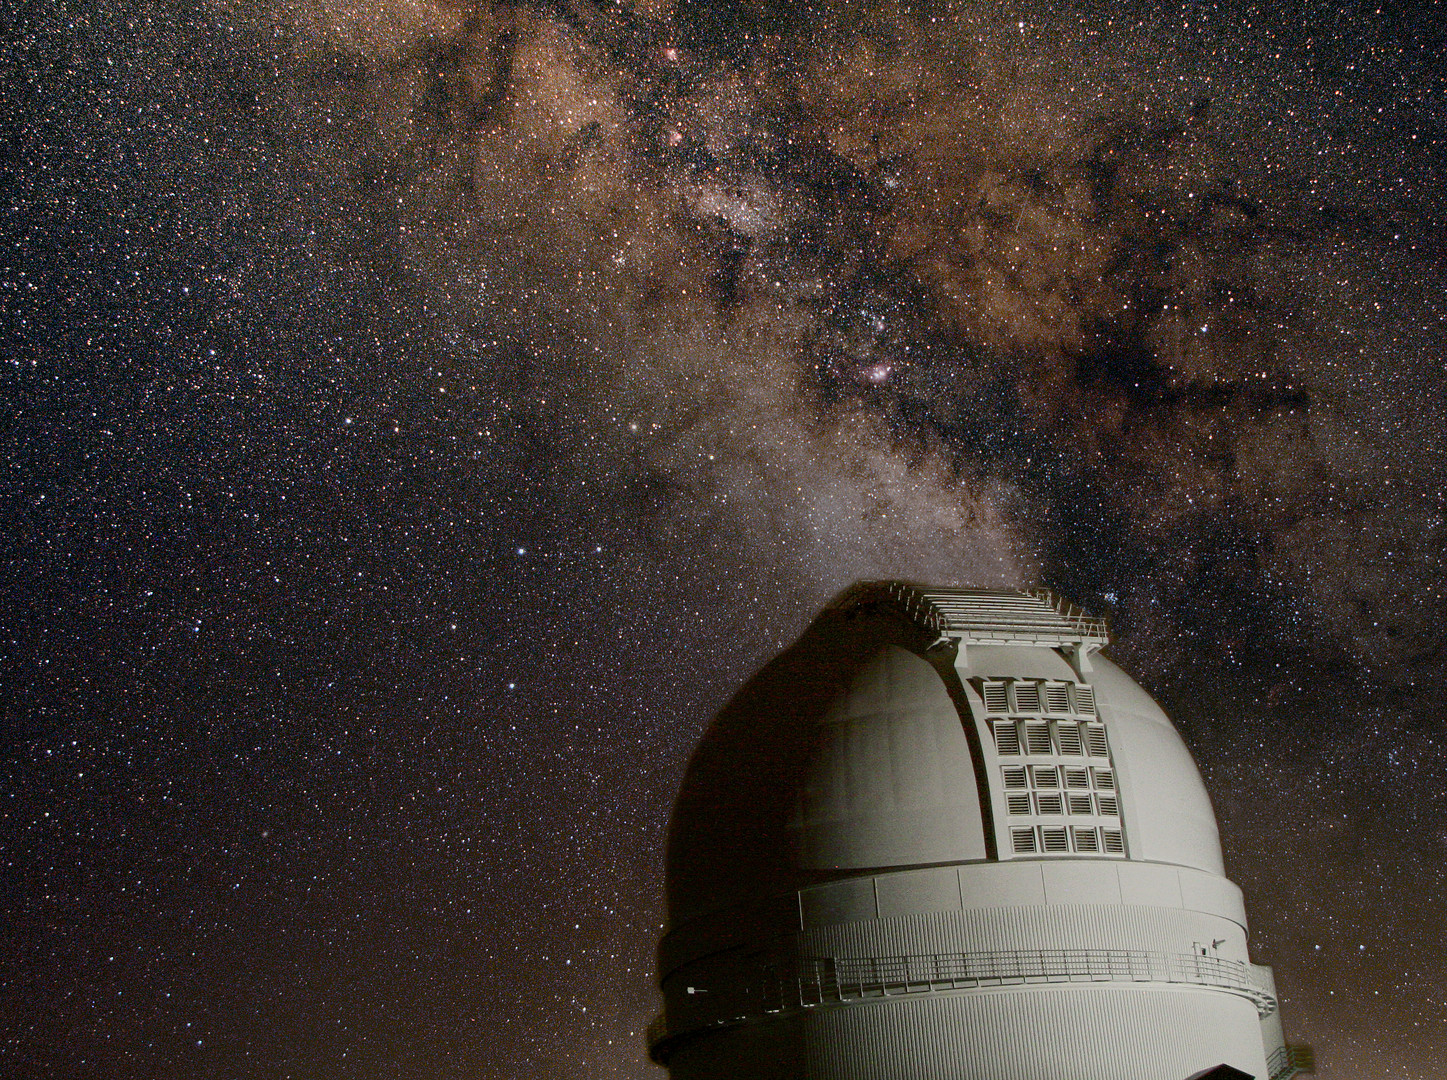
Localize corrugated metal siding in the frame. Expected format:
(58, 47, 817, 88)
(798, 986, 1266, 1080)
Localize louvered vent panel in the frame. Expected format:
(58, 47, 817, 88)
(1074, 685, 1097, 715)
(982, 683, 1009, 713)
(1013, 682, 1041, 712)
(1074, 827, 1101, 852)
(1012, 828, 1038, 853)
(1031, 765, 1060, 788)
(1086, 725, 1110, 757)
(1007, 794, 1032, 815)
(1097, 794, 1119, 816)
(1093, 769, 1115, 790)
(1002, 766, 1028, 789)
(1024, 722, 1053, 755)
(1102, 828, 1125, 853)
(1036, 793, 1064, 815)
(1044, 683, 1071, 713)
(993, 721, 1021, 755)
(1064, 767, 1090, 789)
(1056, 723, 1083, 755)
(1068, 794, 1094, 815)
(1041, 827, 1070, 852)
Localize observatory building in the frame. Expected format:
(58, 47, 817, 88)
(649, 585, 1301, 1080)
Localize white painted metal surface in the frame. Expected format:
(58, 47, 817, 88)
(653, 585, 1293, 1080)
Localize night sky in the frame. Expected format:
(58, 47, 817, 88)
(3, 1, 1445, 1077)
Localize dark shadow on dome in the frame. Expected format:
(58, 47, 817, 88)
(665, 595, 934, 924)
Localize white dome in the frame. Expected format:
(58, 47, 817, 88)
(653, 585, 1293, 1080)
(665, 586, 1223, 923)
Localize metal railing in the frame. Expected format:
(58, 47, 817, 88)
(836, 583, 1110, 646)
(1267, 1044, 1314, 1080)
(788, 948, 1274, 1013)
(1028, 589, 1110, 642)
(820, 948, 1270, 1002)
(651, 946, 1278, 1061)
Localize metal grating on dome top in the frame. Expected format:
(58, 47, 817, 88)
(837, 582, 1108, 649)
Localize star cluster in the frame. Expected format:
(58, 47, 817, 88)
(3, 1, 1445, 1077)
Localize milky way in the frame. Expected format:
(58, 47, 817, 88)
(4, 1, 1445, 1077)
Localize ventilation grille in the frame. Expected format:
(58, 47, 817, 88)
(1056, 723, 1083, 755)
(1008, 825, 1126, 855)
(993, 721, 1020, 755)
(981, 677, 1122, 859)
(979, 679, 1099, 721)
(982, 683, 1009, 713)
(1024, 722, 1053, 755)
(1031, 765, 1060, 788)
(1036, 793, 1064, 815)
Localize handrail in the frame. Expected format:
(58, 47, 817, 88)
(1266, 1045, 1295, 1080)
(650, 946, 1277, 1063)
(1027, 589, 1110, 641)
(1266, 1044, 1312, 1080)
(834, 583, 1108, 647)
(827, 947, 1265, 992)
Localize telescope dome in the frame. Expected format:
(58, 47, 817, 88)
(651, 585, 1293, 1080)
(666, 586, 1223, 924)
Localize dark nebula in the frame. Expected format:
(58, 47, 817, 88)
(3, 1, 1444, 1077)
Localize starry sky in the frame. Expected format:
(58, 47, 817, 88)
(3, 0, 1445, 1077)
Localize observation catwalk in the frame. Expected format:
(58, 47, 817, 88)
(648, 584, 1303, 1080)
